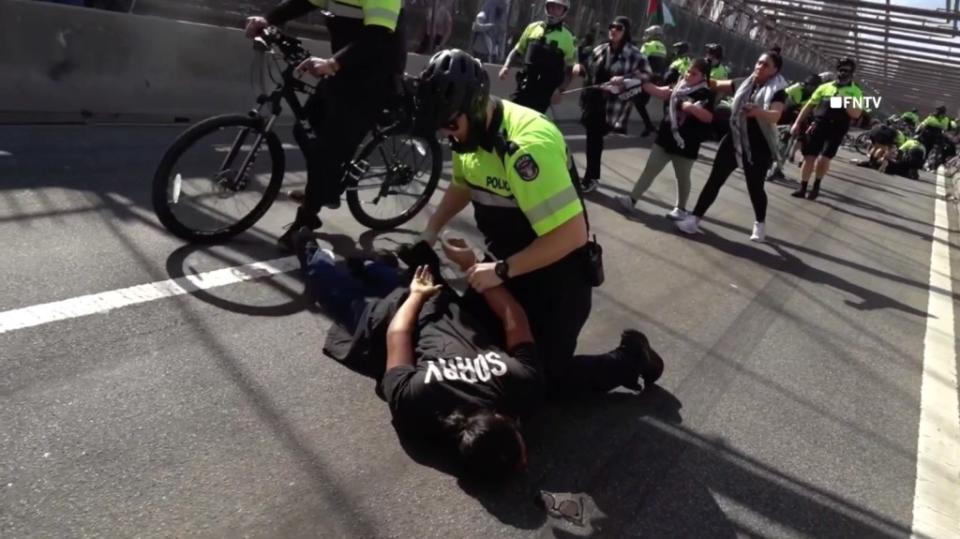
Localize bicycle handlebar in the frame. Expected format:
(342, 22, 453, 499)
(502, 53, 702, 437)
(253, 28, 312, 67)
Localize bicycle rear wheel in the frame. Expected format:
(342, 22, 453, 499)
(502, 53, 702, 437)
(152, 114, 285, 243)
(346, 128, 442, 231)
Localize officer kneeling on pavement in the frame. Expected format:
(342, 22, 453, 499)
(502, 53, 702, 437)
(409, 49, 662, 396)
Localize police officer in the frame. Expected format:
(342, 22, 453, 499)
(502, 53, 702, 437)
(616, 25, 666, 136)
(663, 41, 693, 86)
(497, 0, 576, 114)
(916, 105, 951, 169)
(766, 73, 821, 181)
(899, 107, 920, 129)
(706, 43, 730, 80)
(791, 58, 863, 200)
(414, 50, 660, 395)
(244, 0, 404, 249)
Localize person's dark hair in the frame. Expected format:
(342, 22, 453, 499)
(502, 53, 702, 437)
(442, 408, 524, 481)
(673, 41, 690, 55)
(763, 50, 783, 71)
(689, 57, 711, 80)
(771, 45, 782, 54)
(611, 15, 632, 45)
(837, 57, 856, 71)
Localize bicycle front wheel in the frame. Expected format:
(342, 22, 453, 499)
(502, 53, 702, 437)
(152, 114, 285, 243)
(346, 129, 442, 231)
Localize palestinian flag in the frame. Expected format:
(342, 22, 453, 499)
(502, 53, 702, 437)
(647, 0, 676, 27)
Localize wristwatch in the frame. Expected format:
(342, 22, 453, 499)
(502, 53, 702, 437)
(494, 260, 511, 281)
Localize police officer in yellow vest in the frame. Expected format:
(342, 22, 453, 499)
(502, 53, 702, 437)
(663, 41, 692, 86)
(414, 50, 660, 394)
(916, 105, 953, 170)
(497, 0, 576, 114)
(705, 43, 730, 80)
(245, 0, 405, 249)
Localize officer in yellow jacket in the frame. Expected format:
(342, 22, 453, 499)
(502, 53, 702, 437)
(245, 0, 405, 249)
(498, 0, 576, 114)
(412, 50, 663, 395)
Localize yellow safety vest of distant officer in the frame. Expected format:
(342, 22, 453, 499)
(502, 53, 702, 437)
(705, 43, 729, 80)
(498, 0, 576, 113)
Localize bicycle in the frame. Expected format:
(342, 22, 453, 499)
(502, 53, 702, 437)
(152, 28, 442, 243)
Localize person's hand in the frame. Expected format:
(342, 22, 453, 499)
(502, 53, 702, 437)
(743, 103, 759, 118)
(466, 262, 502, 293)
(409, 265, 442, 298)
(572, 64, 584, 77)
(790, 122, 801, 136)
(297, 57, 338, 77)
(440, 237, 477, 272)
(498, 66, 509, 80)
(245, 16, 269, 39)
(610, 76, 625, 87)
(551, 89, 563, 105)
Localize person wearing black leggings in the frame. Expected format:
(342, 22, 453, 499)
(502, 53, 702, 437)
(676, 51, 787, 243)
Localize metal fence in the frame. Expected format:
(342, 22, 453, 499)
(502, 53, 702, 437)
(47, 0, 819, 80)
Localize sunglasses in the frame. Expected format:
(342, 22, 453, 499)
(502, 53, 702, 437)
(538, 491, 584, 526)
(608, 23, 624, 31)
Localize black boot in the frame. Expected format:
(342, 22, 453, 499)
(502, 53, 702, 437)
(790, 182, 808, 198)
(278, 207, 322, 252)
(617, 329, 665, 390)
(807, 179, 822, 200)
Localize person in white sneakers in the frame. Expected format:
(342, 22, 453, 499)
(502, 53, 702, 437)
(617, 58, 715, 221)
(676, 50, 787, 243)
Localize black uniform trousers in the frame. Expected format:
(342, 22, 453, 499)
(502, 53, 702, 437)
(291, 13, 405, 218)
(692, 133, 771, 223)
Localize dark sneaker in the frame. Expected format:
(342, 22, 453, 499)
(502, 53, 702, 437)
(611, 124, 628, 135)
(277, 208, 322, 253)
(618, 329, 665, 390)
(766, 169, 785, 182)
(790, 185, 807, 198)
(581, 177, 599, 193)
(291, 226, 319, 268)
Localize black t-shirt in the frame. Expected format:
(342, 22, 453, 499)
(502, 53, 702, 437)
(730, 78, 787, 163)
(324, 288, 544, 435)
(655, 87, 716, 159)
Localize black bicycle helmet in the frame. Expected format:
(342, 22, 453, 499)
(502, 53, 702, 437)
(936, 104, 947, 115)
(415, 49, 490, 139)
(706, 43, 724, 60)
(836, 57, 856, 71)
(673, 41, 690, 55)
(804, 73, 822, 87)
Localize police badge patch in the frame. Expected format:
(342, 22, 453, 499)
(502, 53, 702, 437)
(514, 154, 539, 181)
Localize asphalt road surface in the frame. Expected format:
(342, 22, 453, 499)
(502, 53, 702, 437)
(1, 121, 958, 538)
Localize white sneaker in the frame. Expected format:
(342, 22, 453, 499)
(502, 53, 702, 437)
(676, 215, 702, 235)
(616, 195, 637, 215)
(666, 207, 688, 220)
(750, 221, 766, 242)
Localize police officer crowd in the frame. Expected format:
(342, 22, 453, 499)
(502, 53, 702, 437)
(243, 0, 947, 483)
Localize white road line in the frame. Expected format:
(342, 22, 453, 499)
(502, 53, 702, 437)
(0, 150, 11, 157)
(0, 257, 299, 335)
(911, 170, 960, 539)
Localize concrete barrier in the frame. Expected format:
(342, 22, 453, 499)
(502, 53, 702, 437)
(0, 0, 661, 127)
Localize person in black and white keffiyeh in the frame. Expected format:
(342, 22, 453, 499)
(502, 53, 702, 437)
(574, 15, 651, 193)
(616, 57, 716, 221)
(676, 51, 788, 243)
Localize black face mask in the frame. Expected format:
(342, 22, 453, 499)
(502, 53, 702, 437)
(837, 69, 853, 84)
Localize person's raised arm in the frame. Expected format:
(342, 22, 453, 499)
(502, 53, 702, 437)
(386, 266, 442, 371)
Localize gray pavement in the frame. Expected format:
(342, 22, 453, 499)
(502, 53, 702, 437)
(0, 123, 958, 538)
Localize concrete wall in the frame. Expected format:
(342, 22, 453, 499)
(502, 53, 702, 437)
(0, 0, 663, 127)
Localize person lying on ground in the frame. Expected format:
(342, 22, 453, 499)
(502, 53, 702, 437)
(293, 229, 664, 482)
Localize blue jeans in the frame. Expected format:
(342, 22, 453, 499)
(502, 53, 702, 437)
(304, 255, 403, 333)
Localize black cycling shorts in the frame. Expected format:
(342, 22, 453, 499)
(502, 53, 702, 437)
(803, 123, 846, 159)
